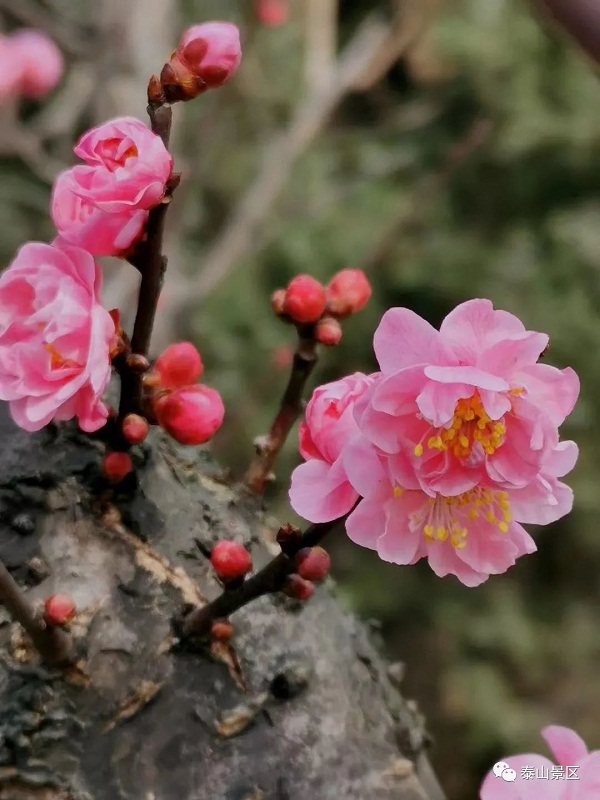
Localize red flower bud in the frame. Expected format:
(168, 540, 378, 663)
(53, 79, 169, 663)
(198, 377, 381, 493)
(283, 275, 327, 324)
(43, 594, 76, 627)
(211, 619, 234, 641)
(295, 547, 331, 582)
(326, 269, 372, 317)
(155, 385, 224, 446)
(271, 288, 286, 316)
(155, 342, 203, 389)
(315, 316, 342, 346)
(210, 540, 252, 582)
(255, 0, 289, 27)
(122, 414, 149, 445)
(283, 574, 314, 601)
(102, 452, 133, 483)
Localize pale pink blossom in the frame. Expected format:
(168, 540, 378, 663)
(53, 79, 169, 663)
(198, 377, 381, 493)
(172, 22, 241, 90)
(357, 299, 579, 497)
(480, 725, 600, 799)
(51, 117, 172, 256)
(0, 242, 115, 432)
(10, 30, 63, 98)
(341, 436, 575, 586)
(51, 170, 148, 257)
(289, 373, 375, 522)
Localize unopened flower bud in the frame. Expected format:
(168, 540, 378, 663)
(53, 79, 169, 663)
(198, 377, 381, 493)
(315, 316, 342, 346)
(283, 574, 314, 601)
(43, 594, 76, 627)
(11, 30, 63, 99)
(271, 345, 294, 369)
(295, 547, 331, 582)
(210, 540, 252, 582)
(155, 385, 224, 445)
(271, 288, 286, 316)
(122, 414, 149, 445)
(326, 269, 372, 317)
(126, 353, 151, 373)
(255, 0, 289, 27)
(283, 275, 327, 324)
(211, 619, 234, 641)
(155, 342, 203, 389)
(162, 22, 242, 102)
(102, 451, 133, 483)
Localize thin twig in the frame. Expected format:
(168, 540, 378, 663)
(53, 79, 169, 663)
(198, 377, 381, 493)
(181, 515, 346, 639)
(532, 0, 600, 65)
(118, 99, 174, 419)
(0, 560, 72, 665)
(244, 328, 319, 493)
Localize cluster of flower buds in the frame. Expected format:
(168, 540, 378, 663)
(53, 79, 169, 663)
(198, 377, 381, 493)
(276, 524, 331, 601)
(0, 29, 63, 102)
(158, 22, 242, 104)
(144, 342, 225, 446)
(254, 0, 289, 27)
(271, 269, 372, 346)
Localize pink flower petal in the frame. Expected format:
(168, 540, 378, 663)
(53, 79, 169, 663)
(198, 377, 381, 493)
(541, 726, 588, 767)
(345, 498, 386, 549)
(288, 458, 357, 523)
(373, 307, 454, 374)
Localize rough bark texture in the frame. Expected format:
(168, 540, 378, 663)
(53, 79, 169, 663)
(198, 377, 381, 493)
(0, 401, 445, 800)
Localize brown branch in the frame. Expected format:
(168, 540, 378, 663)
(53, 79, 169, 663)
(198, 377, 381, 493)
(532, 0, 600, 65)
(0, 560, 72, 665)
(244, 328, 319, 494)
(118, 99, 174, 420)
(181, 515, 346, 639)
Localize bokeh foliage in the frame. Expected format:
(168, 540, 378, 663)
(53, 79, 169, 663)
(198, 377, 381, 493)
(1, 1, 600, 797)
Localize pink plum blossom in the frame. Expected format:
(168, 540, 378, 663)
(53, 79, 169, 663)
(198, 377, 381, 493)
(480, 725, 600, 799)
(10, 30, 63, 98)
(289, 373, 375, 522)
(0, 242, 115, 432)
(0, 36, 23, 101)
(341, 437, 575, 586)
(357, 299, 579, 497)
(51, 117, 173, 256)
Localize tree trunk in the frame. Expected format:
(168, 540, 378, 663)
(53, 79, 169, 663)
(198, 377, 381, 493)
(0, 402, 445, 800)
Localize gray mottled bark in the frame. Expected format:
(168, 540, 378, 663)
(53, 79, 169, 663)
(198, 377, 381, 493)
(0, 402, 445, 800)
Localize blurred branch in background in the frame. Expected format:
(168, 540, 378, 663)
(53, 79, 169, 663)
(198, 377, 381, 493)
(166, 1, 429, 326)
(533, 0, 600, 65)
(304, 0, 338, 94)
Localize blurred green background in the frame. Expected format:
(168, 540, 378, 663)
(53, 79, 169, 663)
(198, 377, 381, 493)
(1, 1, 599, 797)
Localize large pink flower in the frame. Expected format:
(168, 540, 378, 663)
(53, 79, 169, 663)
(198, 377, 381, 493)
(357, 299, 579, 496)
(342, 437, 575, 586)
(288, 373, 375, 522)
(0, 242, 115, 432)
(51, 117, 173, 256)
(480, 725, 600, 799)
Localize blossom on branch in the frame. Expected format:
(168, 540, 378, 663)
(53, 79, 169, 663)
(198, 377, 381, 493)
(0, 242, 115, 432)
(480, 725, 600, 798)
(289, 299, 579, 585)
(0, 30, 63, 101)
(51, 117, 173, 257)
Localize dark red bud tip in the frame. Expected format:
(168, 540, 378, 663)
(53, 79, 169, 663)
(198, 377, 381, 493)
(122, 414, 150, 445)
(43, 594, 76, 627)
(283, 574, 314, 601)
(295, 547, 331, 583)
(276, 523, 302, 554)
(326, 269, 372, 317)
(102, 452, 133, 483)
(283, 275, 327, 324)
(155, 342, 203, 389)
(210, 540, 252, 582)
(271, 288, 287, 316)
(211, 619, 234, 642)
(315, 317, 342, 346)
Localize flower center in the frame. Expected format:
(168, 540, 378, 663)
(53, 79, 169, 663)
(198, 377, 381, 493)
(98, 138, 139, 171)
(44, 342, 81, 370)
(414, 392, 506, 459)
(409, 487, 512, 549)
